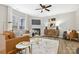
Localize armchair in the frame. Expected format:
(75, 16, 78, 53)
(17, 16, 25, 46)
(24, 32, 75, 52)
(69, 30, 78, 41)
(3, 31, 30, 54)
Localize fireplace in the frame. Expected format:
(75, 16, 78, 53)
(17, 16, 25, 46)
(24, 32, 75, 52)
(32, 28, 40, 36)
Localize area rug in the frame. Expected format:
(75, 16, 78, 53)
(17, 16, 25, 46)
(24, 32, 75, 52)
(30, 38, 59, 54)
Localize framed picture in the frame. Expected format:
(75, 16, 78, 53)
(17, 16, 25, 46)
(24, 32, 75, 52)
(49, 18, 56, 28)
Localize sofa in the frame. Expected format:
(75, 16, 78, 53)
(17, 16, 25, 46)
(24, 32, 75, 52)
(3, 31, 30, 54)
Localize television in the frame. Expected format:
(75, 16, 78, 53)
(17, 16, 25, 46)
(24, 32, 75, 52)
(32, 20, 41, 25)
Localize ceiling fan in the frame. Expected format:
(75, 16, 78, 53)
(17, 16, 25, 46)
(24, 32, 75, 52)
(36, 4, 52, 13)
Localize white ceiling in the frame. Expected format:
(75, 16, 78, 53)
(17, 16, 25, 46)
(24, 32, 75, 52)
(7, 4, 79, 17)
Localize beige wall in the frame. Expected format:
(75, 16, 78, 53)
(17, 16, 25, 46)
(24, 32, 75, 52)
(0, 5, 8, 54)
(0, 5, 8, 33)
(0, 35, 5, 54)
(75, 9, 79, 30)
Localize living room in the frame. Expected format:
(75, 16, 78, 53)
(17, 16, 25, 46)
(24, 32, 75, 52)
(0, 4, 79, 54)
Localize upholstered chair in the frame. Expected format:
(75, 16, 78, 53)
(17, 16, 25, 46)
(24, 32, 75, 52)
(3, 31, 16, 40)
(3, 31, 30, 54)
(69, 30, 78, 40)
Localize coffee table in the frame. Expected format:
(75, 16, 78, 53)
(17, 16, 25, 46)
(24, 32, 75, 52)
(16, 41, 31, 54)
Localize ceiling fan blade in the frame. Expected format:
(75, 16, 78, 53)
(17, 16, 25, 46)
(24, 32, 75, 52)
(36, 8, 42, 10)
(45, 9, 50, 11)
(40, 4, 45, 8)
(40, 4, 43, 7)
(46, 5, 52, 8)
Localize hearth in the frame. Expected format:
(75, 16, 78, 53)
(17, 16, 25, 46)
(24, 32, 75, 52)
(32, 28, 40, 36)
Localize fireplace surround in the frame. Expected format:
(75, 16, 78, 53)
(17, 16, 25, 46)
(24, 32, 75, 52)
(32, 28, 40, 36)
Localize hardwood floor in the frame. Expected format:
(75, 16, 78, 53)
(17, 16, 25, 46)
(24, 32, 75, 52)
(58, 38, 79, 54)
